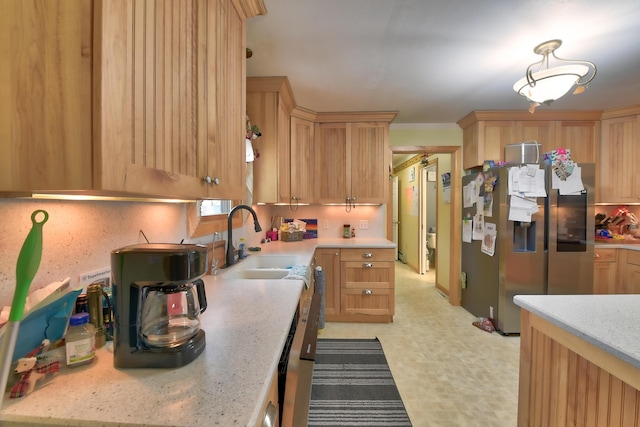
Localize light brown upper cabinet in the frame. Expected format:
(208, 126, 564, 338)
(599, 106, 640, 204)
(457, 111, 601, 170)
(314, 112, 396, 205)
(0, 0, 265, 199)
(246, 76, 296, 204)
(289, 107, 316, 206)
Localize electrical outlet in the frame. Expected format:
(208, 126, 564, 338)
(323, 220, 329, 229)
(489, 305, 494, 319)
(359, 220, 368, 230)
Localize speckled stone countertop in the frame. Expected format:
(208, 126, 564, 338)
(595, 239, 640, 251)
(514, 294, 640, 369)
(0, 237, 394, 426)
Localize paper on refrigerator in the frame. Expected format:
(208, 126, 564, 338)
(508, 165, 545, 221)
(508, 165, 547, 197)
(481, 222, 497, 256)
(462, 218, 472, 243)
(508, 195, 539, 222)
(552, 165, 585, 195)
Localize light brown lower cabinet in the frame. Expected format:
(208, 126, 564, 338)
(316, 247, 395, 323)
(593, 248, 618, 294)
(518, 310, 640, 427)
(594, 248, 640, 294)
(622, 250, 640, 293)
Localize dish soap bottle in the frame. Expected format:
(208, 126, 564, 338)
(65, 312, 96, 367)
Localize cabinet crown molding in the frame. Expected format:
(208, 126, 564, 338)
(457, 110, 603, 129)
(315, 111, 398, 123)
(247, 76, 296, 115)
(231, 0, 267, 20)
(601, 104, 640, 120)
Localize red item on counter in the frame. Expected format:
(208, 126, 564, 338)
(266, 231, 278, 241)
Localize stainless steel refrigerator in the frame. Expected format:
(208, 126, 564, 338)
(461, 163, 595, 335)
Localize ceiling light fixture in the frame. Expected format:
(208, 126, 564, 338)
(513, 39, 597, 112)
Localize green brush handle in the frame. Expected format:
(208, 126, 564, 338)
(9, 210, 48, 322)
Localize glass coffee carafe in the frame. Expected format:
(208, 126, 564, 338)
(140, 279, 207, 348)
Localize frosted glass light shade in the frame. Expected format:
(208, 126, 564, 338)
(513, 65, 589, 103)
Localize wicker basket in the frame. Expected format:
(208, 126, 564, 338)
(281, 230, 304, 242)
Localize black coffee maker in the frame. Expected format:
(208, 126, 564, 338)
(111, 243, 208, 368)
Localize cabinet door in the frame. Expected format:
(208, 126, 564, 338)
(247, 91, 290, 204)
(624, 250, 640, 293)
(554, 120, 600, 164)
(462, 121, 515, 169)
(97, 0, 212, 198)
(314, 248, 341, 319)
(593, 249, 617, 294)
(0, 0, 93, 192)
(350, 122, 389, 204)
(516, 121, 556, 156)
(600, 115, 640, 203)
(314, 123, 348, 204)
(206, 0, 247, 199)
(290, 116, 315, 204)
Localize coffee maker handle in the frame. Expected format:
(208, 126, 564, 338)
(195, 279, 207, 313)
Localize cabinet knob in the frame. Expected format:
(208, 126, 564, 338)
(362, 253, 373, 259)
(203, 176, 220, 185)
(362, 289, 373, 295)
(362, 263, 373, 268)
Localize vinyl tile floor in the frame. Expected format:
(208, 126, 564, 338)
(319, 261, 521, 427)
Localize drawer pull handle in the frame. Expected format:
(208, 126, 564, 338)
(362, 289, 373, 295)
(362, 253, 373, 259)
(362, 263, 373, 268)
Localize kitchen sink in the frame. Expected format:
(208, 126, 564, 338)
(221, 255, 301, 280)
(238, 255, 300, 269)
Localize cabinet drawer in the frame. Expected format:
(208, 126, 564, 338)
(628, 250, 640, 266)
(341, 288, 393, 316)
(340, 248, 395, 262)
(594, 248, 617, 263)
(341, 261, 394, 289)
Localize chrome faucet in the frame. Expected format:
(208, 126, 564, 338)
(226, 204, 262, 267)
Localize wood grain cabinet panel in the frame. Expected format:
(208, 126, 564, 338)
(318, 247, 395, 323)
(289, 110, 316, 205)
(314, 112, 395, 205)
(314, 122, 350, 204)
(593, 248, 618, 294)
(314, 248, 341, 319)
(623, 250, 640, 293)
(457, 111, 601, 170)
(340, 260, 395, 320)
(518, 310, 640, 427)
(554, 120, 600, 164)
(0, 0, 261, 199)
(246, 77, 295, 204)
(599, 108, 640, 204)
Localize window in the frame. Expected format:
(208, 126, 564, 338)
(200, 200, 232, 216)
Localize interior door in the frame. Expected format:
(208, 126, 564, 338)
(419, 168, 428, 273)
(392, 175, 399, 260)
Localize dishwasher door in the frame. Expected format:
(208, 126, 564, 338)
(281, 293, 320, 427)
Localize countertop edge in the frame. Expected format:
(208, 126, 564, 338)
(514, 294, 640, 369)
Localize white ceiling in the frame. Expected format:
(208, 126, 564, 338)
(246, 0, 640, 124)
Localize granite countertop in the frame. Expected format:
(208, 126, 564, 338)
(0, 237, 395, 427)
(514, 294, 640, 369)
